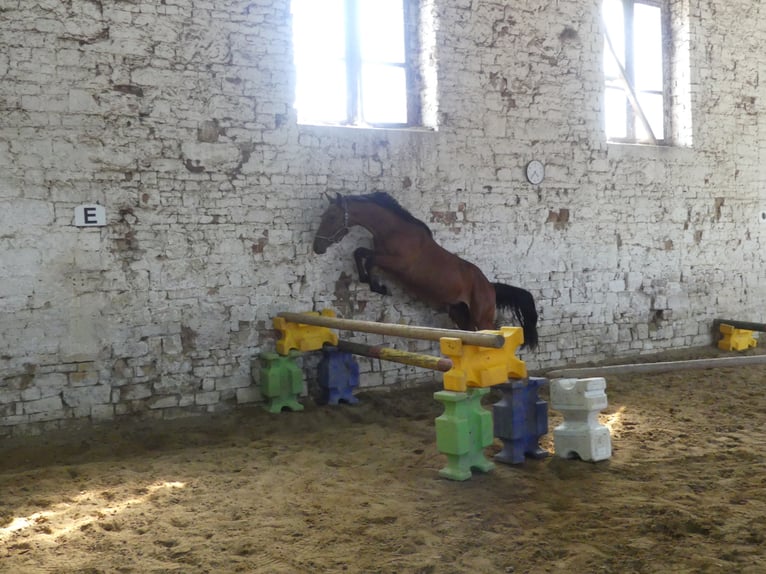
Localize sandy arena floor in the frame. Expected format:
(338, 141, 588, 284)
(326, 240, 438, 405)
(1, 347, 765, 574)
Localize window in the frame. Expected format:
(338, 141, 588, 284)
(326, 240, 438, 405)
(602, 0, 667, 143)
(291, 0, 424, 128)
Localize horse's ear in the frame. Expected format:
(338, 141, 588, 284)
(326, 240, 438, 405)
(335, 192, 343, 204)
(323, 191, 334, 204)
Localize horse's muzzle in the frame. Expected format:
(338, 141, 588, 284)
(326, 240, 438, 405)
(313, 240, 327, 255)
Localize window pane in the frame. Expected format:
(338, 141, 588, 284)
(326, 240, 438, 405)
(636, 92, 664, 140)
(358, 0, 405, 63)
(292, 0, 413, 127)
(361, 64, 407, 124)
(602, 0, 625, 74)
(295, 61, 348, 124)
(605, 87, 627, 139)
(292, 0, 348, 124)
(291, 0, 346, 61)
(634, 4, 663, 91)
(602, 0, 667, 143)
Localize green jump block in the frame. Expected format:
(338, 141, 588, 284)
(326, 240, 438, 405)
(434, 387, 494, 481)
(259, 351, 305, 413)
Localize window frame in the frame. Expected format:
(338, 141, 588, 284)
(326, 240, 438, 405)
(292, 0, 423, 129)
(603, 0, 671, 145)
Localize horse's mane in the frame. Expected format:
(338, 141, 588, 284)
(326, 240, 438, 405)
(350, 192, 433, 237)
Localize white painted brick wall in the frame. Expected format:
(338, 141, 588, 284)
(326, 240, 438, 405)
(1, 0, 765, 434)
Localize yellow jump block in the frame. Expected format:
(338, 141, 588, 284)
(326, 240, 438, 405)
(717, 324, 757, 352)
(440, 326, 527, 392)
(273, 309, 339, 355)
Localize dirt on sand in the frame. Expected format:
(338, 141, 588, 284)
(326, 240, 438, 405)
(1, 347, 765, 574)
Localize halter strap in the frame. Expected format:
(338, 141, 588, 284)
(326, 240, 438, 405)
(315, 197, 349, 243)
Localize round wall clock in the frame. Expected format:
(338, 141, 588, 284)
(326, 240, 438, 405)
(526, 160, 545, 185)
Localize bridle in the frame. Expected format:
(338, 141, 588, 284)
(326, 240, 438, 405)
(314, 197, 349, 244)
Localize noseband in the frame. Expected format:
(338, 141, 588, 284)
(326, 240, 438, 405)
(315, 198, 349, 244)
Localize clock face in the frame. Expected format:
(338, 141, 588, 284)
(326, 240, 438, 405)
(526, 160, 545, 185)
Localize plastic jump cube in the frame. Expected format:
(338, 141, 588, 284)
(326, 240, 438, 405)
(318, 347, 360, 405)
(440, 326, 527, 392)
(259, 351, 305, 413)
(549, 377, 611, 462)
(434, 388, 494, 481)
(273, 310, 339, 355)
(717, 324, 757, 351)
(493, 377, 549, 464)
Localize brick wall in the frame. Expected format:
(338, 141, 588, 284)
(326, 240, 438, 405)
(1, 0, 764, 434)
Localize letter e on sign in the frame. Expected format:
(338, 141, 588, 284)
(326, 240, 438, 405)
(74, 204, 106, 227)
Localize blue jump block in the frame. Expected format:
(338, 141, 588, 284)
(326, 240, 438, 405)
(318, 348, 360, 405)
(492, 377, 549, 464)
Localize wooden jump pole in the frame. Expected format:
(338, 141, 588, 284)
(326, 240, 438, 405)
(331, 340, 454, 372)
(545, 354, 766, 379)
(713, 319, 766, 333)
(277, 312, 505, 348)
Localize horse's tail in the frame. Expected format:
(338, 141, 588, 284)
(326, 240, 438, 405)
(492, 283, 539, 350)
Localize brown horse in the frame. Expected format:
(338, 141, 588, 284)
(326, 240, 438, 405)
(312, 192, 539, 349)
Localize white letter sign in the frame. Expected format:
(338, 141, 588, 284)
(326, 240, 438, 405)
(74, 204, 106, 227)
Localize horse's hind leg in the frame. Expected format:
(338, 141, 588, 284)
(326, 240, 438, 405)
(469, 284, 497, 331)
(448, 303, 472, 331)
(353, 247, 389, 295)
(472, 300, 496, 331)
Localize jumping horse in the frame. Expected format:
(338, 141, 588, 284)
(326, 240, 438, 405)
(312, 192, 539, 349)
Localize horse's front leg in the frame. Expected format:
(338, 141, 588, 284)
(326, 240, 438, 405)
(353, 247, 389, 295)
(353, 247, 372, 284)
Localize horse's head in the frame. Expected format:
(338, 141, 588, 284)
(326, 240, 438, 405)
(313, 193, 349, 254)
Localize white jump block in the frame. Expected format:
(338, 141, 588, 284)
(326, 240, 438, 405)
(549, 377, 612, 462)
